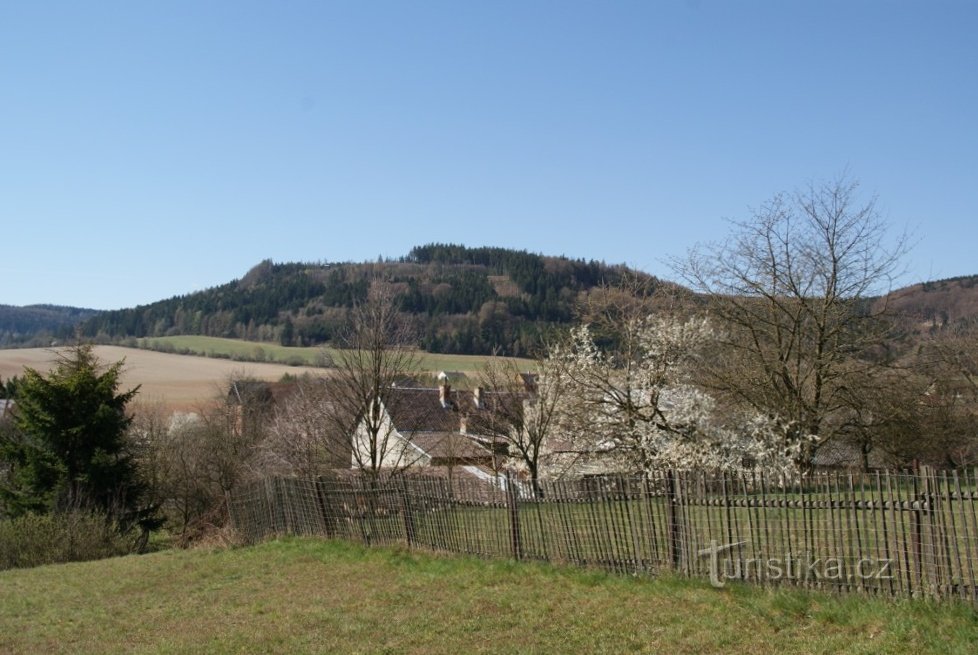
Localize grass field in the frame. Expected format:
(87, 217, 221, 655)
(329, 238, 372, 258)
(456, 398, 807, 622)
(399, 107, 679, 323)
(138, 335, 328, 366)
(137, 335, 530, 373)
(0, 538, 975, 654)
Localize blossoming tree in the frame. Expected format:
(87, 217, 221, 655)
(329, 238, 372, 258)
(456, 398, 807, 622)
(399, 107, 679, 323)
(550, 315, 798, 478)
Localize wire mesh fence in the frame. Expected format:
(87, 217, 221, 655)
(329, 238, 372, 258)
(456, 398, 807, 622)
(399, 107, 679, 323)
(228, 467, 978, 602)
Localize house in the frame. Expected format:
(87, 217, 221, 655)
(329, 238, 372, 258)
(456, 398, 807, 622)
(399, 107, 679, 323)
(350, 372, 520, 489)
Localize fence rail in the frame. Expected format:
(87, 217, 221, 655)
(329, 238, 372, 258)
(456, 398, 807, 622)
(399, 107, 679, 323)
(228, 468, 978, 602)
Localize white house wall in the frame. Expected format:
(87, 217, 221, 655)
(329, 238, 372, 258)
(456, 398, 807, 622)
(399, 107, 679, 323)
(351, 399, 431, 470)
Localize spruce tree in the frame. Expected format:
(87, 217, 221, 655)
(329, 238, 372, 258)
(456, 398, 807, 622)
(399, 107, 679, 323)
(0, 345, 158, 534)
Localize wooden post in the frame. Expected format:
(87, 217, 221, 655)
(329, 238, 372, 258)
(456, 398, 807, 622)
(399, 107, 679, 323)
(224, 489, 238, 539)
(722, 473, 735, 561)
(895, 472, 915, 598)
(400, 478, 416, 548)
(282, 478, 294, 536)
(957, 469, 978, 602)
(314, 477, 334, 538)
(506, 473, 523, 560)
(264, 477, 277, 538)
(666, 470, 682, 570)
(534, 490, 550, 563)
(642, 475, 661, 567)
(911, 467, 925, 597)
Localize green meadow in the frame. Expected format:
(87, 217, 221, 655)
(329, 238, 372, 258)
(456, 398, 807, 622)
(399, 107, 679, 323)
(136, 335, 531, 375)
(1, 538, 975, 654)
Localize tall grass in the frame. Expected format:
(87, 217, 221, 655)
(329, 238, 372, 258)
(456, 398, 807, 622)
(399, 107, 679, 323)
(0, 512, 135, 571)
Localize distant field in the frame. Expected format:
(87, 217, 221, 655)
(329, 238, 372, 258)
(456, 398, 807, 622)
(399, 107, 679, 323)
(0, 346, 325, 410)
(1, 538, 975, 654)
(137, 335, 530, 374)
(0, 341, 532, 409)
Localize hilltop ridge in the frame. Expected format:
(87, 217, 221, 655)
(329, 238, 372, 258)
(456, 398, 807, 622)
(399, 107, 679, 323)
(77, 244, 662, 356)
(5, 245, 978, 356)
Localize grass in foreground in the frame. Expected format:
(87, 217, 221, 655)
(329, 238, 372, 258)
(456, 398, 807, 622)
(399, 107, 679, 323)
(1, 538, 976, 655)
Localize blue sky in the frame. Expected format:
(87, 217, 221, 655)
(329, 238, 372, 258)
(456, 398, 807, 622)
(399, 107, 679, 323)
(2, 1, 976, 310)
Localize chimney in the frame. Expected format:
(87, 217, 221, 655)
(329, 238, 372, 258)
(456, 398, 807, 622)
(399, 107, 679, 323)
(473, 387, 483, 409)
(438, 371, 451, 408)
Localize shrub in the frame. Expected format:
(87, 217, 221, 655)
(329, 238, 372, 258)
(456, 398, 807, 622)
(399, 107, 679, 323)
(0, 512, 135, 571)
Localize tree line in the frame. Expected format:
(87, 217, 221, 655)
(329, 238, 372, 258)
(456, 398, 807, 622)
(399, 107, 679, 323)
(0, 304, 99, 347)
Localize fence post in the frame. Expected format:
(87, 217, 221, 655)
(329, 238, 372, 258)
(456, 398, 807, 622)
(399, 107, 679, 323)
(920, 466, 941, 599)
(911, 466, 929, 598)
(314, 477, 334, 538)
(282, 478, 294, 535)
(224, 489, 237, 538)
(264, 477, 277, 538)
(666, 470, 682, 570)
(400, 478, 416, 548)
(506, 472, 523, 560)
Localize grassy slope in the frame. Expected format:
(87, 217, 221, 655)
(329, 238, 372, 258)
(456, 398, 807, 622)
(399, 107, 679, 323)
(138, 335, 531, 373)
(1, 539, 976, 655)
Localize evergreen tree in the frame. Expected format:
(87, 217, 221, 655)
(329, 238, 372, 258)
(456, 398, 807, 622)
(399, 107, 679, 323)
(280, 317, 295, 346)
(0, 375, 20, 399)
(0, 345, 158, 535)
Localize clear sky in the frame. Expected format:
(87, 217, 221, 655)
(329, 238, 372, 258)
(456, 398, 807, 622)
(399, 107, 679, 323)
(2, 1, 976, 310)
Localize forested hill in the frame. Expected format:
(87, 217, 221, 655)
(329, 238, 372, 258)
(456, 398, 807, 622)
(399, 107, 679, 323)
(0, 305, 100, 347)
(876, 274, 978, 334)
(14, 247, 978, 356)
(78, 245, 655, 356)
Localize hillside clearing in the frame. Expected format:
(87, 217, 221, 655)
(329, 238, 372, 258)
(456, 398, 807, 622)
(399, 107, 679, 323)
(0, 538, 975, 654)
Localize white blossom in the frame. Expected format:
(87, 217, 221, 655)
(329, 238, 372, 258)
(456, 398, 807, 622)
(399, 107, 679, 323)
(548, 315, 797, 477)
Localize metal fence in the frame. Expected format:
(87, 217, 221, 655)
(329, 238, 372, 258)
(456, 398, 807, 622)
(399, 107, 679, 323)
(228, 468, 978, 602)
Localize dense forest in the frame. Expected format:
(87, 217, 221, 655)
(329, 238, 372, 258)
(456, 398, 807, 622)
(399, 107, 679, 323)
(0, 305, 100, 348)
(77, 245, 646, 356)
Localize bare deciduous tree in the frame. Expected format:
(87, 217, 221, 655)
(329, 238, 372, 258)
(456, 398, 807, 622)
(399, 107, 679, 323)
(899, 331, 978, 467)
(315, 281, 426, 481)
(472, 353, 570, 496)
(128, 375, 274, 545)
(258, 377, 350, 477)
(674, 174, 908, 464)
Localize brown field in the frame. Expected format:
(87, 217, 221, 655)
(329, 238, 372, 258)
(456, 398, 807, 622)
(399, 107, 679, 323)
(0, 346, 325, 411)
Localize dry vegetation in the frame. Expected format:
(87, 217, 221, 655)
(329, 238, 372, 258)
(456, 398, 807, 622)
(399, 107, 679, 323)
(0, 346, 324, 411)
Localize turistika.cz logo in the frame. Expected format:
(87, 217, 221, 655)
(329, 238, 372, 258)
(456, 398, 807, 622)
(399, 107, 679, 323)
(697, 539, 894, 589)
